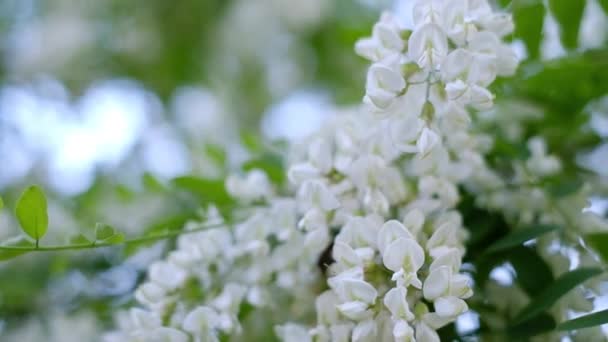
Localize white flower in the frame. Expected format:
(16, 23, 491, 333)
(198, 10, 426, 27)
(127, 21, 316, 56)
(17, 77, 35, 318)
(434, 296, 469, 317)
(384, 286, 415, 321)
(377, 220, 415, 255)
(148, 261, 188, 291)
(355, 12, 404, 61)
(182, 306, 220, 338)
(417, 127, 441, 156)
(275, 323, 312, 342)
(330, 323, 354, 342)
(364, 57, 406, 110)
(316, 291, 341, 325)
(408, 23, 448, 69)
(382, 237, 425, 288)
(352, 319, 377, 342)
(392, 319, 415, 342)
(299, 180, 341, 211)
(226, 169, 273, 201)
(134, 282, 167, 307)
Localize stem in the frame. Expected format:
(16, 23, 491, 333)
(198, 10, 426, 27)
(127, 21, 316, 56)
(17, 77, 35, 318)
(0, 221, 229, 252)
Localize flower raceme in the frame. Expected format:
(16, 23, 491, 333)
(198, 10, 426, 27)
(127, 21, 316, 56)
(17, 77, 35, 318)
(105, 1, 519, 341)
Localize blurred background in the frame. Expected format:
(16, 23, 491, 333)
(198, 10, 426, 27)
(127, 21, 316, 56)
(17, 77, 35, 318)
(0, 0, 607, 340)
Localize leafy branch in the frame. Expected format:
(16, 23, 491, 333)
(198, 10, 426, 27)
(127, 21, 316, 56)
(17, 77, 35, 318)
(0, 220, 229, 253)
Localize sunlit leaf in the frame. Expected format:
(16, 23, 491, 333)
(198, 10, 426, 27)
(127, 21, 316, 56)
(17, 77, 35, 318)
(0, 196, 4, 211)
(15, 185, 49, 242)
(514, 268, 604, 324)
(485, 224, 561, 254)
(557, 309, 608, 331)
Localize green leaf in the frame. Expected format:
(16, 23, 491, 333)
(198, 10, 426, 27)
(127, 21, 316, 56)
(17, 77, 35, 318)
(142, 172, 166, 193)
(204, 144, 227, 167)
(557, 309, 608, 331)
(15, 185, 49, 241)
(509, 246, 555, 296)
(0, 236, 35, 261)
(514, 268, 604, 324)
(172, 176, 233, 205)
(69, 233, 91, 245)
(599, 0, 608, 14)
(509, 313, 556, 338)
(94, 223, 125, 245)
(0, 196, 4, 211)
(545, 178, 583, 198)
(586, 233, 608, 263)
(548, 0, 586, 49)
(485, 224, 561, 254)
(513, 0, 545, 59)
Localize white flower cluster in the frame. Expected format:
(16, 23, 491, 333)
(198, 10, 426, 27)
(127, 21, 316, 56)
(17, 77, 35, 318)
(107, 1, 523, 341)
(275, 1, 520, 341)
(105, 196, 324, 342)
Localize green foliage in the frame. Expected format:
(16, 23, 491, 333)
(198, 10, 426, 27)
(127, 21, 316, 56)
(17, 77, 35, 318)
(0, 196, 4, 211)
(547, 0, 586, 49)
(586, 233, 608, 263)
(512, 0, 545, 59)
(600, 0, 608, 14)
(15, 185, 49, 242)
(0, 237, 35, 261)
(509, 313, 556, 338)
(485, 224, 561, 254)
(514, 268, 604, 324)
(172, 176, 233, 206)
(94, 223, 125, 245)
(557, 309, 608, 331)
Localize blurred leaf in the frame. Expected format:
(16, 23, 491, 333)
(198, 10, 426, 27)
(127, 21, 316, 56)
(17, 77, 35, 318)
(600, 0, 608, 13)
(69, 233, 92, 245)
(513, 49, 608, 114)
(548, 0, 586, 49)
(0, 196, 3, 211)
(15, 185, 49, 242)
(544, 178, 584, 198)
(485, 224, 561, 254)
(172, 176, 233, 206)
(509, 246, 555, 296)
(514, 268, 603, 324)
(513, 0, 545, 59)
(143, 172, 167, 193)
(241, 132, 264, 153)
(509, 313, 556, 338)
(0, 236, 35, 261)
(585, 233, 608, 263)
(205, 144, 227, 168)
(557, 309, 608, 331)
(95, 223, 124, 245)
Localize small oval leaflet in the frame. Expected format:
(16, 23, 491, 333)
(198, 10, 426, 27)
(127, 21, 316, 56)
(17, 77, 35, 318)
(15, 185, 49, 242)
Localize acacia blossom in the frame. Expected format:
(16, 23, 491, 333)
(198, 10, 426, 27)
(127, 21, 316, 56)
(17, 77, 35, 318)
(105, 1, 525, 341)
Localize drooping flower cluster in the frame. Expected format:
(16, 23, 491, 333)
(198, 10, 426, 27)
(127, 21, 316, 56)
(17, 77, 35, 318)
(276, 1, 520, 340)
(107, 1, 524, 341)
